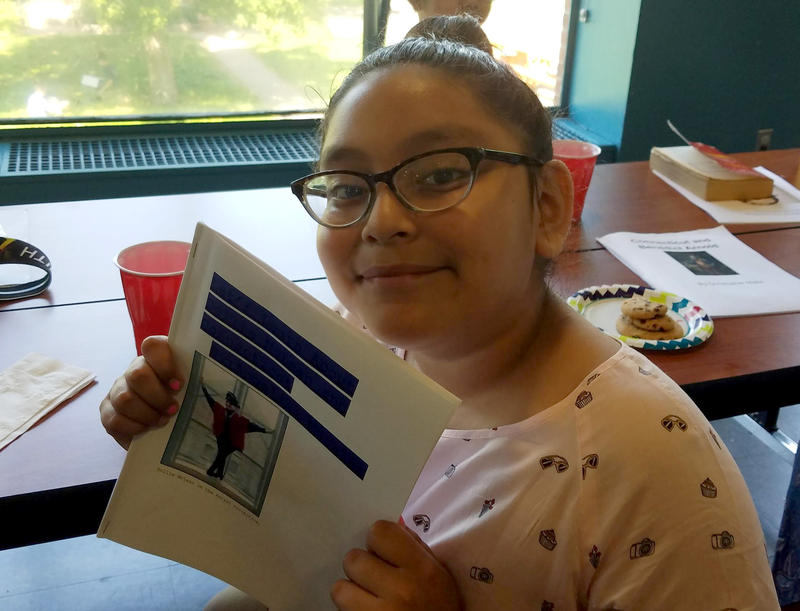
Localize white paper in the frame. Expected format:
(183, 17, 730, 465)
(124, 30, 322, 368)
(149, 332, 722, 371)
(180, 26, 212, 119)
(0, 353, 95, 450)
(653, 166, 800, 223)
(98, 223, 459, 610)
(597, 226, 800, 317)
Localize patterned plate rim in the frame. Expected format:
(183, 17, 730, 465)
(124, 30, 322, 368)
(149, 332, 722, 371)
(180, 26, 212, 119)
(566, 283, 714, 350)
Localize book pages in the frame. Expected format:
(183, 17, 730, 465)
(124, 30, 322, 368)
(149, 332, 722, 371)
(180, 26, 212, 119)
(597, 226, 800, 317)
(98, 223, 459, 610)
(653, 167, 800, 223)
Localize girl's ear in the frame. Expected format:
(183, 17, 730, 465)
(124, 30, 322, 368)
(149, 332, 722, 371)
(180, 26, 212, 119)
(533, 159, 574, 259)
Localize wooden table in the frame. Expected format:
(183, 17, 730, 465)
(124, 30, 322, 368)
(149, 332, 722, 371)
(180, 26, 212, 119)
(559, 148, 800, 424)
(0, 187, 325, 310)
(1, 148, 798, 550)
(550, 228, 800, 421)
(565, 147, 800, 251)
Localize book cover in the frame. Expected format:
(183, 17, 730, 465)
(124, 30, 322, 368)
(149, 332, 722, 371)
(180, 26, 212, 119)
(649, 146, 773, 202)
(98, 223, 459, 610)
(597, 226, 800, 317)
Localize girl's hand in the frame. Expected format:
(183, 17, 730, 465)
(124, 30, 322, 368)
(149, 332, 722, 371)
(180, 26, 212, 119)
(99, 335, 183, 450)
(331, 520, 462, 611)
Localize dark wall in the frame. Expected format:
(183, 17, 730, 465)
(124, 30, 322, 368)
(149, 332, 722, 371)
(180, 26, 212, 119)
(569, 0, 800, 162)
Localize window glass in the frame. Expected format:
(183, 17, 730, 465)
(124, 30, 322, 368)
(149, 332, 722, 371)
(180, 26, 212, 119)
(384, 0, 570, 106)
(0, 0, 363, 121)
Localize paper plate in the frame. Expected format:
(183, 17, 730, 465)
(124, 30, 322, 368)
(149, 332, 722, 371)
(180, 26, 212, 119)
(566, 284, 714, 350)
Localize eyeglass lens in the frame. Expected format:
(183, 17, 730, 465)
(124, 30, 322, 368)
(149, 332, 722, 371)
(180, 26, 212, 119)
(303, 151, 474, 226)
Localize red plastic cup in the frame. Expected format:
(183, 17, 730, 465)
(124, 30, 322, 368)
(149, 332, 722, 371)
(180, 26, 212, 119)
(552, 139, 602, 222)
(114, 241, 191, 355)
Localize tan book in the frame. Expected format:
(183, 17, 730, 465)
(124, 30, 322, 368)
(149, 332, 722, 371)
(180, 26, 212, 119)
(794, 158, 800, 188)
(649, 145, 773, 201)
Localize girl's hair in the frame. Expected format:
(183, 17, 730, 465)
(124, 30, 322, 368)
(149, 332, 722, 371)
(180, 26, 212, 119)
(320, 14, 552, 162)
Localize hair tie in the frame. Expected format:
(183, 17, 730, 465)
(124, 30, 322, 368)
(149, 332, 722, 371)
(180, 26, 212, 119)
(0, 237, 52, 300)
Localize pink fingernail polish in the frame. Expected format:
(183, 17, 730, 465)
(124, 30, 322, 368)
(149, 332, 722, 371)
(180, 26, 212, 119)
(167, 404, 178, 415)
(169, 379, 181, 391)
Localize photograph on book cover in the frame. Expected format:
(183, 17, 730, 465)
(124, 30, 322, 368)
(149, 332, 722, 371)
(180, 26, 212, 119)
(162, 352, 289, 515)
(664, 251, 738, 276)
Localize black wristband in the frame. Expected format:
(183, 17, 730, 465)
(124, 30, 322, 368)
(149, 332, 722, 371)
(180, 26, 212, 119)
(0, 237, 52, 300)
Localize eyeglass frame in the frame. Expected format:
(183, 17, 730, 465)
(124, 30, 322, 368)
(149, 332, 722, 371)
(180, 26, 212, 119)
(290, 146, 546, 229)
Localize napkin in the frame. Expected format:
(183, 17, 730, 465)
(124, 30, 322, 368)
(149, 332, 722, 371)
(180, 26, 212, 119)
(0, 353, 95, 451)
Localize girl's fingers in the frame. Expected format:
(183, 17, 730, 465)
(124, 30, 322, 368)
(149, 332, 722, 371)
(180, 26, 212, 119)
(341, 548, 396, 597)
(99, 402, 159, 449)
(365, 520, 430, 569)
(141, 335, 183, 391)
(330, 577, 379, 611)
(109, 373, 176, 426)
(99, 338, 182, 449)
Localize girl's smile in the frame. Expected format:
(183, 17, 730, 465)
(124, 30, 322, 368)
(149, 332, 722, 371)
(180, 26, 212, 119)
(316, 64, 544, 356)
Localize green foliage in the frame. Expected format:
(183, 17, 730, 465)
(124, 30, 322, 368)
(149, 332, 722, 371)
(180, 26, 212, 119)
(0, 33, 258, 117)
(0, 0, 21, 31)
(192, 0, 306, 31)
(255, 45, 354, 105)
(80, 0, 317, 36)
(0, 0, 363, 118)
(79, 0, 180, 35)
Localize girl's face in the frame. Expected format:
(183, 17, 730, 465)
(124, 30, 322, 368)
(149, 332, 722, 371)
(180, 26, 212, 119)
(317, 65, 560, 358)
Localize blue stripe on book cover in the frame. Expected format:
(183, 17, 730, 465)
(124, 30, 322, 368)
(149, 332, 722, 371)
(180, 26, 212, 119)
(209, 341, 368, 479)
(210, 273, 358, 396)
(200, 313, 294, 392)
(203, 293, 351, 416)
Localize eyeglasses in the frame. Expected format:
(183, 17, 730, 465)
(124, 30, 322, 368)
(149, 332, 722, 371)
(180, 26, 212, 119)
(290, 147, 545, 228)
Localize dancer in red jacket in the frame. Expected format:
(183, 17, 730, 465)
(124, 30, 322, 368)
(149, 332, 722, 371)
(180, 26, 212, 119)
(201, 384, 266, 480)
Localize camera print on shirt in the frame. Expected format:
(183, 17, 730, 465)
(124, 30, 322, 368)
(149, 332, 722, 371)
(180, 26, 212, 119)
(469, 565, 495, 584)
(629, 536, 656, 559)
(712, 530, 735, 550)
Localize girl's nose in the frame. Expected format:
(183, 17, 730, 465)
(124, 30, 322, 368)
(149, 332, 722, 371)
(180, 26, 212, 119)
(360, 183, 418, 243)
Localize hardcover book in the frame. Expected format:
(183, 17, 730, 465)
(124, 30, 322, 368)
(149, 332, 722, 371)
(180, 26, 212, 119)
(649, 145, 773, 202)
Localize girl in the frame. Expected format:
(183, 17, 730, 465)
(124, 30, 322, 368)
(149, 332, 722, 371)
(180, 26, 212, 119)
(101, 15, 779, 610)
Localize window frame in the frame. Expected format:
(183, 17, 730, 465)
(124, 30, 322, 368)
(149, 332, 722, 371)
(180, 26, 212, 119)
(0, 0, 581, 205)
(0, 0, 393, 137)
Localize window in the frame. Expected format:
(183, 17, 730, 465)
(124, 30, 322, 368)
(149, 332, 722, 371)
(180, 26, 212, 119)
(383, 0, 572, 107)
(0, 0, 364, 122)
(0, 1, 578, 204)
(1, 0, 572, 124)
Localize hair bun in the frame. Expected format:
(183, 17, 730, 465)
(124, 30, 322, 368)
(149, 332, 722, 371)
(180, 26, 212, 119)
(404, 14, 493, 56)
